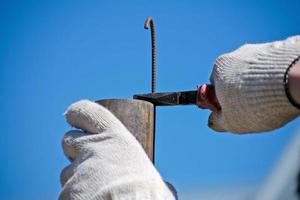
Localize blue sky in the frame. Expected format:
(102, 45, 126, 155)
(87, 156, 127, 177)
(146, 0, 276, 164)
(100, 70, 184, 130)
(0, 0, 300, 199)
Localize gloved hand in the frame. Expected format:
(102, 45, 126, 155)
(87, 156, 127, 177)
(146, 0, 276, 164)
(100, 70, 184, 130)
(59, 100, 175, 200)
(209, 36, 300, 134)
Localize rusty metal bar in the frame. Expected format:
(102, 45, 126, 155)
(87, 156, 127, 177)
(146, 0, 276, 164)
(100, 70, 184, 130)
(144, 16, 156, 94)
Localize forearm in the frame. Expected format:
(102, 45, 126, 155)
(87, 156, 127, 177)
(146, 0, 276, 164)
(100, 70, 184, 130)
(288, 60, 300, 106)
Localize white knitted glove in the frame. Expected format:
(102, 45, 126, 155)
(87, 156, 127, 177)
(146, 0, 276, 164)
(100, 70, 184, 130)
(209, 36, 300, 134)
(59, 100, 175, 200)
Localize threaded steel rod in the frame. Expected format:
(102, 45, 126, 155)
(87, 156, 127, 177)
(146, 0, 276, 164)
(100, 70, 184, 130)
(144, 16, 156, 93)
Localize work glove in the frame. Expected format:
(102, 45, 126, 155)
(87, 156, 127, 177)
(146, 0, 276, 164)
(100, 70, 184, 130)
(209, 36, 300, 134)
(59, 100, 175, 200)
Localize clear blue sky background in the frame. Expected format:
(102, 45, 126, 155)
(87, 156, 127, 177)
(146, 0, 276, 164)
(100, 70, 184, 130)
(1, 0, 300, 199)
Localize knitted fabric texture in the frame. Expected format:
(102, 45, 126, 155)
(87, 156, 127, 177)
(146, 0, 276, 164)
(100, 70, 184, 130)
(60, 100, 175, 200)
(209, 36, 300, 133)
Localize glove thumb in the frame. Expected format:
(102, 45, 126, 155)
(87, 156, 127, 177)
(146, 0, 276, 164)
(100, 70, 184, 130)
(65, 99, 125, 134)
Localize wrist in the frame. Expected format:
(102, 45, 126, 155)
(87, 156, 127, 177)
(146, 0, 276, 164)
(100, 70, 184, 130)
(288, 59, 300, 107)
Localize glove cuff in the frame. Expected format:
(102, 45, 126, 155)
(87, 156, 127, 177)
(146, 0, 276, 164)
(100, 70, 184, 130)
(284, 55, 300, 109)
(236, 41, 300, 131)
(245, 40, 300, 108)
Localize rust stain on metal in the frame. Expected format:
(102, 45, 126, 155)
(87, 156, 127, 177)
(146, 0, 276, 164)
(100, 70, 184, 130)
(144, 16, 156, 94)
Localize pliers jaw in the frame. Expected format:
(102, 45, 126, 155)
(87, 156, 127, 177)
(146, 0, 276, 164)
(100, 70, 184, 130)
(133, 91, 197, 106)
(134, 84, 221, 112)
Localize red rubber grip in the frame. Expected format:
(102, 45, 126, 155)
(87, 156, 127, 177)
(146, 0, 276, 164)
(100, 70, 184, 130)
(196, 84, 221, 112)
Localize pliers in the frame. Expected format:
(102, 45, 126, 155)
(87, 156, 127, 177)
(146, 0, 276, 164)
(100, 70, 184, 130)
(134, 84, 221, 112)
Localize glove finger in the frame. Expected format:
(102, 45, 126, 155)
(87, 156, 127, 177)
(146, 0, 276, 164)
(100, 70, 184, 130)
(61, 130, 105, 186)
(62, 129, 116, 162)
(65, 99, 124, 134)
(62, 130, 85, 161)
(208, 111, 226, 132)
(60, 162, 77, 187)
(165, 181, 178, 200)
